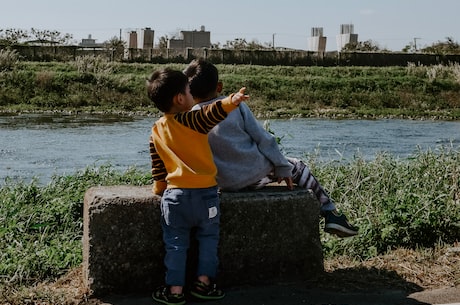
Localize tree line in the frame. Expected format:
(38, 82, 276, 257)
(1, 27, 460, 55)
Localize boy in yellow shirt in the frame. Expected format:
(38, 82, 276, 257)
(147, 68, 248, 305)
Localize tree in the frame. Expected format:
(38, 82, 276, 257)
(0, 28, 28, 45)
(158, 35, 169, 50)
(104, 36, 126, 60)
(401, 42, 415, 53)
(342, 40, 381, 52)
(223, 38, 269, 50)
(0, 28, 73, 45)
(29, 28, 73, 44)
(421, 37, 460, 55)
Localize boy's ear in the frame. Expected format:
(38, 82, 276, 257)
(173, 92, 183, 106)
(216, 81, 223, 94)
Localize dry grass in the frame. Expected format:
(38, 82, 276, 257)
(1, 243, 459, 304)
(0, 268, 93, 305)
(321, 243, 460, 293)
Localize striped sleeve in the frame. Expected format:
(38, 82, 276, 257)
(175, 100, 228, 133)
(149, 134, 167, 181)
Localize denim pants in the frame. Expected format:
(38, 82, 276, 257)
(160, 186, 220, 286)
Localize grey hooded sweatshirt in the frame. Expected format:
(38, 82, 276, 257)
(193, 97, 293, 191)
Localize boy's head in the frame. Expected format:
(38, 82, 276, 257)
(146, 68, 189, 113)
(183, 58, 221, 100)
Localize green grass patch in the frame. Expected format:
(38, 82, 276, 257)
(1, 148, 459, 288)
(1, 61, 459, 119)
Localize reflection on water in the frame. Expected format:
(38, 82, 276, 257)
(1, 113, 459, 184)
(0, 112, 136, 129)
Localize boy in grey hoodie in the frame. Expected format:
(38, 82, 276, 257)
(184, 58, 358, 237)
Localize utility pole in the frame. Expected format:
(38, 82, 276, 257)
(413, 37, 421, 52)
(272, 33, 276, 49)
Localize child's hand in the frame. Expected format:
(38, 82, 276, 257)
(277, 177, 294, 190)
(231, 87, 250, 105)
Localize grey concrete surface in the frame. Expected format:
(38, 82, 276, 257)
(83, 185, 323, 296)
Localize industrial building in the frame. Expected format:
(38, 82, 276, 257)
(307, 27, 327, 53)
(168, 26, 211, 49)
(336, 24, 358, 51)
(121, 24, 357, 52)
(126, 27, 154, 49)
(307, 24, 359, 52)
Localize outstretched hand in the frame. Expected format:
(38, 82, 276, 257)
(231, 87, 250, 105)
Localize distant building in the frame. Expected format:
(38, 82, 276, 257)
(168, 26, 211, 49)
(336, 24, 358, 51)
(307, 27, 327, 53)
(139, 27, 154, 49)
(126, 28, 154, 49)
(79, 34, 104, 48)
(127, 31, 138, 49)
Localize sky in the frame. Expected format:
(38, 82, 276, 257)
(1, 0, 459, 51)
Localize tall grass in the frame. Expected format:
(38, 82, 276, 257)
(310, 145, 460, 259)
(1, 59, 459, 119)
(1, 149, 458, 288)
(0, 165, 151, 286)
(0, 49, 19, 72)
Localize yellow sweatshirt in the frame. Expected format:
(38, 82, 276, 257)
(149, 96, 237, 195)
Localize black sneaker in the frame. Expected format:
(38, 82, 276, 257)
(152, 285, 186, 305)
(324, 210, 359, 238)
(190, 280, 225, 301)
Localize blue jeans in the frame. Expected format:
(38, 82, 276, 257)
(160, 186, 220, 286)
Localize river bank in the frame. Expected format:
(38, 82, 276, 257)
(1, 107, 458, 121)
(1, 60, 459, 120)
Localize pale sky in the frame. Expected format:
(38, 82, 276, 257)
(1, 0, 459, 51)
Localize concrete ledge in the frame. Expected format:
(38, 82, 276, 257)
(83, 185, 323, 296)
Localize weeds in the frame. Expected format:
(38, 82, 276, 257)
(408, 61, 460, 85)
(72, 55, 113, 75)
(317, 146, 460, 259)
(1, 62, 459, 119)
(0, 48, 19, 72)
(1, 149, 458, 289)
(0, 165, 151, 287)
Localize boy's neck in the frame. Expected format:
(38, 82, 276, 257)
(196, 92, 220, 104)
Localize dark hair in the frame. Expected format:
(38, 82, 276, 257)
(146, 68, 188, 112)
(183, 58, 218, 100)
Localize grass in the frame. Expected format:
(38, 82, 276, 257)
(0, 147, 459, 303)
(0, 165, 151, 286)
(313, 146, 460, 259)
(1, 58, 460, 119)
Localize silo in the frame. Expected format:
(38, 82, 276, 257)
(336, 24, 358, 51)
(307, 27, 327, 52)
(128, 31, 138, 49)
(140, 27, 154, 49)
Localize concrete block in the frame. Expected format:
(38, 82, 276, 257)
(83, 185, 323, 296)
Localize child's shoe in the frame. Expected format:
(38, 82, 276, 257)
(190, 280, 225, 300)
(152, 285, 186, 305)
(324, 210, 359, 237)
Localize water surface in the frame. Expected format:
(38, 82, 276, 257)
(1, 113, 459, 184)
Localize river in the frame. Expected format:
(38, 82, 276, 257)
(0, 113, 459, 185)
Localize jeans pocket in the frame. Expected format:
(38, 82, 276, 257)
(161, 189, 184, 226)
